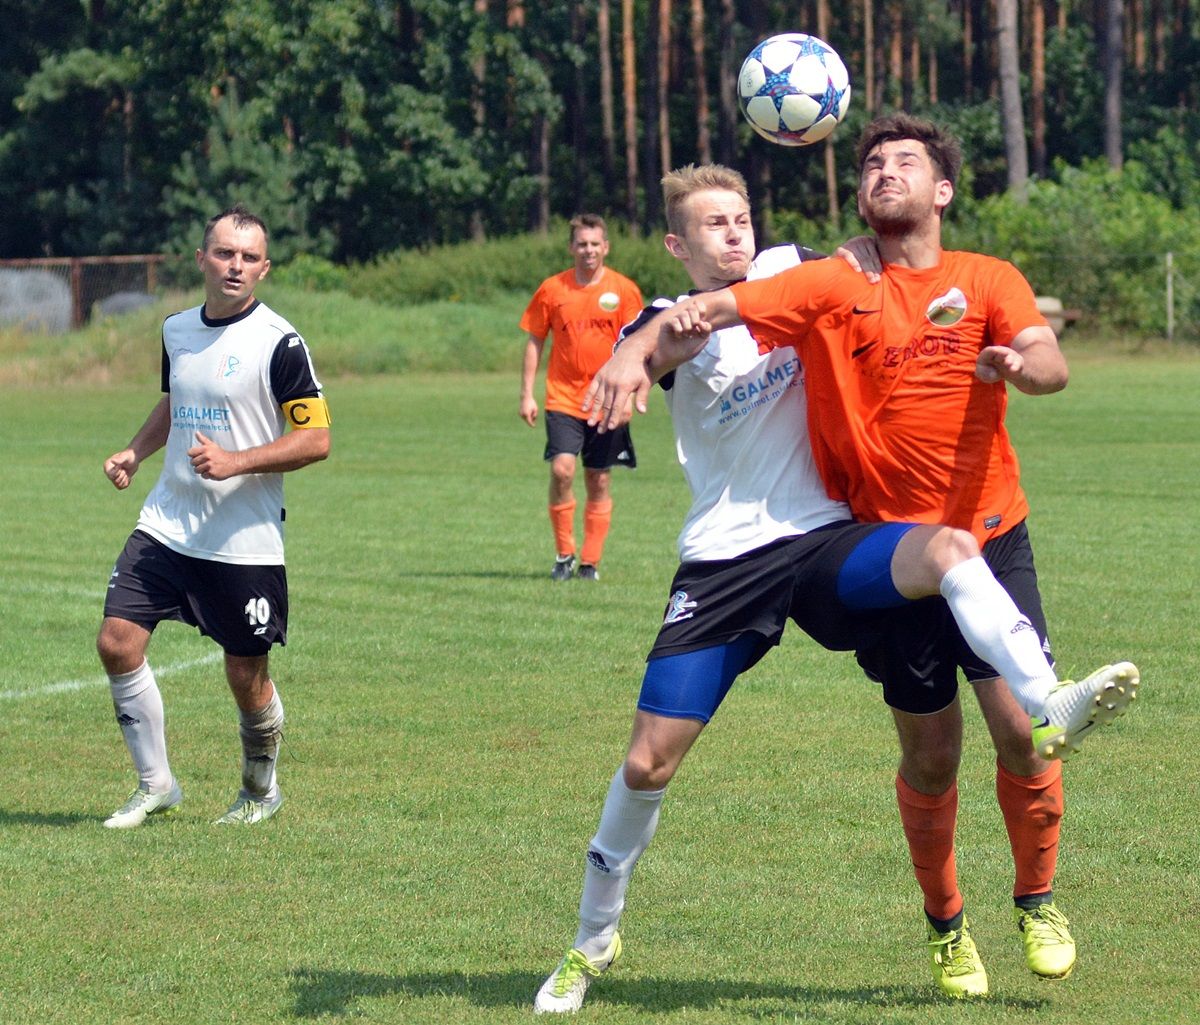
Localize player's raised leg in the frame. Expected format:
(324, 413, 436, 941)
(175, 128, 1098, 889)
(887, 525, 1139, 760)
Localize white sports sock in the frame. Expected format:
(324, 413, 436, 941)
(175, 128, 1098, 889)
(940, 557, 1057, 714)
(239, 686, 284, 798)
(574, 769, 665, 960)
(108, 660, 173, 792)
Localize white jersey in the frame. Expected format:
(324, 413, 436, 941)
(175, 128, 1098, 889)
(136, 300, 324, 565)
(632, 245, 850, 561)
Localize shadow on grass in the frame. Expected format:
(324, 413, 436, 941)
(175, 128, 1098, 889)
(288, 967, 1048, 1017)
(0, 808, 95, 827)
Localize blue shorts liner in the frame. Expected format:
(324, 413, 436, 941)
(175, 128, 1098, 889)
(637, 633, 763, 724)
(836, 522, 914, 609)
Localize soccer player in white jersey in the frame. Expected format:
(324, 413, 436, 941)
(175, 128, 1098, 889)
(97, 204, 331, 828)
(533, 164, 1133, 1011)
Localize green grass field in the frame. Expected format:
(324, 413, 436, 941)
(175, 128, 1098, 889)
(2, 351, 1198, 1024)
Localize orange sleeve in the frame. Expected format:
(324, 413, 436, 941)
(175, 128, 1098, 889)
(519, 278, 554, 340)
(731, 261, 836, 352)
(982, 258, 1049, 344)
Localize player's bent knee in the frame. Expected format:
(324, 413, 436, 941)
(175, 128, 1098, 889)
(96, 618, 148, 673)
(622, 753, 678, 791)
(925, 525, 981, 569)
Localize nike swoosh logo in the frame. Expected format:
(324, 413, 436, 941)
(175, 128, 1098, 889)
(852, 306, 880, 314)
(1032, 716, 1051, 729)
(851, 342, 877, 359)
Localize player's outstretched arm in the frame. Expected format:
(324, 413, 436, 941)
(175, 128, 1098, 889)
(104, 396, 170, 490)
(977, 325, 1068, 395)
(585, 291, 742, 431)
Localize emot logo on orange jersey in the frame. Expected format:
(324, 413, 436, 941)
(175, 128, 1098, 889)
(598, 291, 620, 312)
(926, 287, 967, 326)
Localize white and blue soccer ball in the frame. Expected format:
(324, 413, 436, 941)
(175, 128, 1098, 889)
(737, 33, 851, 146)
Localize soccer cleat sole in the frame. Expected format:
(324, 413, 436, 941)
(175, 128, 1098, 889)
(1035, 661, 1139, 761)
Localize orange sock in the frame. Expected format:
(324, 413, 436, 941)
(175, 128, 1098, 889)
(580, 499, 612, 567)
(996, 759, 1063, 899)
(896, 774, 962, 921)
(549, 499, 576, 557)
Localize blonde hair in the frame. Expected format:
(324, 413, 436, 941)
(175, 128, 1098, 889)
(661, 164, 750, 236)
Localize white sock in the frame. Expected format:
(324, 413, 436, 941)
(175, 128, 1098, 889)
(574, 769, 665, 960)
(239, 686, 284, 798)
(109, 660, 173, 792)
(940, 557, 1057, 714)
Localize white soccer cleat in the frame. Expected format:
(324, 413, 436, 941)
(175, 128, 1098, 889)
(213, 788, 284, 825)
(103, 779, 183, 829)
(534, 933, 622, 1014)
(1031, 661, 1140, 760)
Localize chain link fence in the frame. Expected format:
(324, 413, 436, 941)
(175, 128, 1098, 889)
(0, 255, 188, 333)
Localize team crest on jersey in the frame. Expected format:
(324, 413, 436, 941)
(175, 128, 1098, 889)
(216, 353, 243, 379)
(664, 590, 698, 624)
(926, 287, 967, 327)
(598, 291, 620, 312)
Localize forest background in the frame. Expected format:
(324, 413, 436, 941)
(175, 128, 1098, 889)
(2, 0, 1199, 338)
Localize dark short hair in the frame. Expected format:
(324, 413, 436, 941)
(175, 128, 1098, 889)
(202, 204, 269, 250)
(569, 213, 608, 244)
(856, 113, 963, 187)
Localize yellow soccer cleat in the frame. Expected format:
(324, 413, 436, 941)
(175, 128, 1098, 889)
(1016, 902, 1077, 979)
(927, 916, 989, 999)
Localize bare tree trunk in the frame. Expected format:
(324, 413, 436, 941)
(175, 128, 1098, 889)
(962, 0, 974, 102)
(598, 0, 617, 196)
(657, 0, 672, 181)
(1031, 0, 1047, 177)
(908, 33, 920, 107)
(995, 0, 1029, 195)
(689, 0, 712, 164)
(1151, 0, 1166, 73)
(530, 113, 550, 232)
(888, 3, 904, 108)
(470, 0, 489, 240)
(863, 0, 876, 111)
(1132, 0, 1146, 73)
(818, 0, 839, 224)
(639, 0, 666, 230)
(717, 0, 737, 164)
(622, 0, 639, 226)
(1104, 0, 1124, 169)
(928, 40, 939, 103)
(570, 0, 587, 211)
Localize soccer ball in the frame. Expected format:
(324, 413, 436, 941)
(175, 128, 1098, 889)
(737, 33, 851, 146)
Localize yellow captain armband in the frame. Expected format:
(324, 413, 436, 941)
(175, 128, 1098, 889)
(282, 396, 332, 429)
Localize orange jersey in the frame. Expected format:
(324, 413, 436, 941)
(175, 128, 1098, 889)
(521, 267, 644, 415)
(730, 251, 1049, 545)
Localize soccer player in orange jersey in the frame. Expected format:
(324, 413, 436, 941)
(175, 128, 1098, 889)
(519, 215, 644, 581)
(587, 115, 1139, 999)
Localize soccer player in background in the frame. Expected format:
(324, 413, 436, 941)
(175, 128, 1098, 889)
(98, 204, 331, 827)
(519, 214, 643, 581)
(583, 115, 1139, 1001)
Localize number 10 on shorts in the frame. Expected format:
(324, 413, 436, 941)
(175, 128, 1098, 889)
(245, 596, 271, 626)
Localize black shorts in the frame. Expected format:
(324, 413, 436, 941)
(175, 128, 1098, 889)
(646, 523, 895, 670)
(544, 410, 637, 471)
(103, 530, 289, 657)
(857, 520, 1053, 715)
